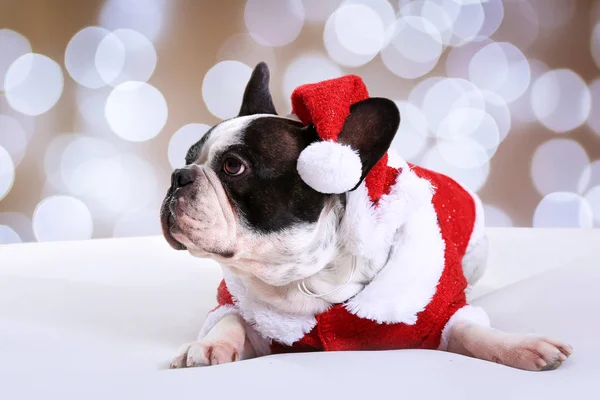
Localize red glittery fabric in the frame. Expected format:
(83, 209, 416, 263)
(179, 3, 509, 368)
(365, 154, 402, 205)
(291, 75, 369, 141)
(212, 166, 476, 353)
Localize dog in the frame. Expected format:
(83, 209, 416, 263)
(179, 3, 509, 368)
(161, 62, 572, 371)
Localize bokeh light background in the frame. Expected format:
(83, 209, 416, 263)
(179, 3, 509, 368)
(1, 0, 600, 244)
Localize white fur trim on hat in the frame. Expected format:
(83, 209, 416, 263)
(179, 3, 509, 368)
(297, 141, 362, 194)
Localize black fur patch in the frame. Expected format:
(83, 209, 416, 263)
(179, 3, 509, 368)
(211, 117, 331, 233)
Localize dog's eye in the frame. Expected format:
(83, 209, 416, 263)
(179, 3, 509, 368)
(223, 157, 245, 176)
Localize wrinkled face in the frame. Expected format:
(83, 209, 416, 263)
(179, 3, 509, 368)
(160, 114, 341, 285)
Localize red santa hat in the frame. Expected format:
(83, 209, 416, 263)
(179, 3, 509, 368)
(291, 75, 371, 194)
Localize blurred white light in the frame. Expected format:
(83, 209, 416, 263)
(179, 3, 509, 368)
(95, 28, 157, 87)
(445, 37, 492, 80)
(0, 29, 31, 92)
(533, 192, 593, 228)
(436, 108, 500, 168)
(531, 69, 591, 133)
(481, 91, 511, 143)
(408, 76, 444, 111)
(33, 196, 94, 242)
(283, 54, 342, 102)
(398, 0, 486, 46)
(381, 16, 443, 79)
(65, 26, 111, 89)
(119, 154, 159, 209)
(578, 160, 600, 195)
(0, 212, 34, 242)
(393, 17, 443, 63)
(60, 136, 117, 191)
(105, 81, 168, 142)
(71, 153, 157, 215)
(437, 134, 496, 169)
(586, 79, 600, 137)
(529, 0, 575, 29)
(478, 0, 504, 40)
(304, 0, 343, 21)
(58, 135, 158, 216)
(0, 146, 15, 201)
(4, 53, 64, 116)
(113, 208, 161, 238)
(421, 78, 485, 134)
(0, 93, 36, 142)
(168, 123, 211, 169)
(446, 0, 485, 46)
(509, 59, 549, 124)
(244, 0, 305, 47)
(346, 0, 395, 29)
(493, 0, 538, 51)
(585, 186, 600, 226)
(75, 85, 112, 129)
(0, 115, 27, 166)
(390, 102, 428, 161)
(422, 145, 490, 192)
(217, 33, 277, 73)
(469, 42, 530, 103)
(99, 0, 167, 42)
(399, 0, 454, 45)
(44, 134, 79, 192)
(482, 204, 513, 227)
(324, 3, 387, 67)
(0, 225, 21, 244)
(202, 61, 252, 120)
(531, 139, 590, 196)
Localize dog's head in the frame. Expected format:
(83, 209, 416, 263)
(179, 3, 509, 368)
(160, 62, 399, 286)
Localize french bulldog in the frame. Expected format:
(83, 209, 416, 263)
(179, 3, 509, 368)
(161, 62, 572, 371)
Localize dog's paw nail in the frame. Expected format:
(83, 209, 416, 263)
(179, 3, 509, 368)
(536, 358, 547, 369)
(541, 359, 562, 371)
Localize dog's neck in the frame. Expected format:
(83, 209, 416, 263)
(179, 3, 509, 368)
(221, 240, 387, 317)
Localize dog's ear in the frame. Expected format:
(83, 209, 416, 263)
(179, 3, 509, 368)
(337, 98, 400, 186)
(238, 62, 277, 116)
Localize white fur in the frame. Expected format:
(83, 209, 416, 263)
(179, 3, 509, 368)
(198, 116, 255, 164)
(344, 200, 446, 324)
(340, 156, 435, 264)
(297, 141, 363, 194)
(464, 186, 486, 256)
(386, 148, 404, 169)
(222, 267, 318, 346)
(438, 305, 490, 351)
(198, 305, 240, 339)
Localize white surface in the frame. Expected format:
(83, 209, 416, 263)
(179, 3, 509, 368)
(0, 228, 598, 399)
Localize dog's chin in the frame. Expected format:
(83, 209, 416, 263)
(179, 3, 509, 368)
(165, 218, 237, 260)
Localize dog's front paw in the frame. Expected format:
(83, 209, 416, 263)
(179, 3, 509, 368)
(497, 335, 573, 372)
(169, 339, 242, 369)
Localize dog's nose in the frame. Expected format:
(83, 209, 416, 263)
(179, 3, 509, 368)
(172, 168, 196, 188)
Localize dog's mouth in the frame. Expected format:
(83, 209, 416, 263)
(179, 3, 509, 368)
(160, 196, 187, 251)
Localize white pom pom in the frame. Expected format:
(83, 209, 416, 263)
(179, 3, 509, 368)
(297, 141, 363, 194)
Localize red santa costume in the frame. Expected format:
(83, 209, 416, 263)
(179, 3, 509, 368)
(197, 75, 489, 355)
